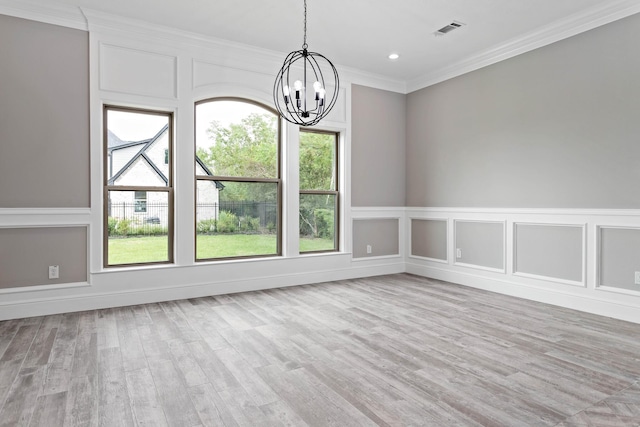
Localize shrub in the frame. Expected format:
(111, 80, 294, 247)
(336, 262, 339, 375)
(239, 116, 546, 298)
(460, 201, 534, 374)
(141, 225, 167, 236)
(197, 218, 217, 233)
(239, 216, 260, 233)
(216, 210, 238, 233)
(115, 218, 133, 236)
(107, 217, 118, 235)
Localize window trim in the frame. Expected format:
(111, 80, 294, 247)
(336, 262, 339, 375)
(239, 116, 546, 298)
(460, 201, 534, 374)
(194, 97, 282, 262)
(103, 105, 174, 268)
(299, 128, 340, 254)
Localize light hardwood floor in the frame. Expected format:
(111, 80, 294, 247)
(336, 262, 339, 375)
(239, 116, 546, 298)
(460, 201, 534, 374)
(1, 274, 639, 426)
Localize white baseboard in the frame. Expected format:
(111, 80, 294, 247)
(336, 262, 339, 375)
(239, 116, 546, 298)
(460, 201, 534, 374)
(407, 262, 640, 324)
(0, 261, 404, 320)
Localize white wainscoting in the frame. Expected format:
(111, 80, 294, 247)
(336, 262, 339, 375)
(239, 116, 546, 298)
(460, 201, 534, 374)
(1, 206, 639, 324)
(0, 207, 406, 321)
(351, 207, 406, 262)
(453, 219, 507, 274)
(406, 207, 640, 324)
(0, 208, 92, 299)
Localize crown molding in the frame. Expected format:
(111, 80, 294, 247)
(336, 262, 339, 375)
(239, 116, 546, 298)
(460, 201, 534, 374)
(337, 66, 407, 94)
(0, 0, 86, 30)
(2, 0, 637, 95)
(0, 1, 404, 94)
(406, 0, 640, 93)
(81, 8, 407, 94)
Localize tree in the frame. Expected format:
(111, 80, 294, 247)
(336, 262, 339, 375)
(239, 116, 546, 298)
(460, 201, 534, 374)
(299, 132, 334, 190)
(197, 112, 336, 239)
(197, 113, 277, 179)
(197, 113, 278, 202)
(299, 132, 336, 239)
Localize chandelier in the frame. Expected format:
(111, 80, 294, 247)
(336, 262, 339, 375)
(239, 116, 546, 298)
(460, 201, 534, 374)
(273, 0, 339, 126)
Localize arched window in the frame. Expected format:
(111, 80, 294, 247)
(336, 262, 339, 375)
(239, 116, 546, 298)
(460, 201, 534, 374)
(195, 98, 281, 260)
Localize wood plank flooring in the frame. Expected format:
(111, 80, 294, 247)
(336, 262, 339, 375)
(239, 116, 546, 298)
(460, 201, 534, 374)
(1, 273, 639, 426)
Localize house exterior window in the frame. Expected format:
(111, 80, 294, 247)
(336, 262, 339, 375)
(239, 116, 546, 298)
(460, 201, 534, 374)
(104, 106, 173, 267)
(299, 129, 339, 253)
(195, 98, 281, 260)
(134, 191, 147, 212)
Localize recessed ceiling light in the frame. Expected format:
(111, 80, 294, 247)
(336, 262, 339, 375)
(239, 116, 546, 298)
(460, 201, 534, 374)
(388, 53, 400, 60)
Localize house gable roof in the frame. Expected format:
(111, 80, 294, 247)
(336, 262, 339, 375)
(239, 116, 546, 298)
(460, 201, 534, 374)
(109, 124, 223, 189)
(196, 156, 225, 190)
(108, 124, 168, 185)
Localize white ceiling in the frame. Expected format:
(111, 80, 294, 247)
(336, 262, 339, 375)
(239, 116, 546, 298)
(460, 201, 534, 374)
(5, 0, 640, 91)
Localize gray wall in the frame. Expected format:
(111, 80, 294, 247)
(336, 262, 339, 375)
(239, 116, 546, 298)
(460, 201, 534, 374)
(455, 221, 504, 270)
(411, 219, 447, 261)
(515, 224, 583, 282)
(353, 219, 399, 258)
(0, 227, 87, 288)
(0, 14, 90, 208)
(406, 13, 640, 208)
(351, 84, 406, 207)
(600, 228, 640, 291)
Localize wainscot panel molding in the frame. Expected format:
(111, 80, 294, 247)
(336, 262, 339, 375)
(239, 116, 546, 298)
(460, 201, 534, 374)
(351, 207, 406, 262)
(513, 222, 587, 287)
(0, 208, 91, 227)
(453, 219, 507, 274)
(410, 218, 448, 263)
(99, 43, 177, 98)
(406, 207, 640, 324)
(597, 225, 640, 293)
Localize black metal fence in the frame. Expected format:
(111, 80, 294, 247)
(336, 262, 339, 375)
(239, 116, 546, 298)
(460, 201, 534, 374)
(108, 201, 277, 236)
(197, 201, 277, 229)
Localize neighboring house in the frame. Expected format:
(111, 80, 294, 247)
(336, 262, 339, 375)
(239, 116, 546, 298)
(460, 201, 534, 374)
(107, 125, 223, 226)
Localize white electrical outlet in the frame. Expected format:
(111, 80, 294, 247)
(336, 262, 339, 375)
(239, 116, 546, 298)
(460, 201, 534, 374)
(48, 265, 59, 279)
(366, 245, 372, 254)
(456, 248, 462, 258)
(635, 271, 640, 285)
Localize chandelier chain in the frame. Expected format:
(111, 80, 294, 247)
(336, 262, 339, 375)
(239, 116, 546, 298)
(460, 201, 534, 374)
(302, 0, 308, 50)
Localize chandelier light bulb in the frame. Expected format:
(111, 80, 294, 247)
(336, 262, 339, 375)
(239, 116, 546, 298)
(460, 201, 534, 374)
(313, 81, 322, 92)
(294, 80, 303, 91)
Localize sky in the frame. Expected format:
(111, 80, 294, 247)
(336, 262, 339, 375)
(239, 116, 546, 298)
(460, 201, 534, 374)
(107, 101, 270, 149)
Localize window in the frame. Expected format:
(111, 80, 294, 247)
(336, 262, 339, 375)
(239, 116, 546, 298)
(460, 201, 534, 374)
(134, 191, 147, 213)
(104, 106, 173, 267)
(195, 98, 281, 260)
(299, 129, 339, 253)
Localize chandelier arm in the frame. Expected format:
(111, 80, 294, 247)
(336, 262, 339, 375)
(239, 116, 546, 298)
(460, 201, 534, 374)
(305, 55, 322, 113)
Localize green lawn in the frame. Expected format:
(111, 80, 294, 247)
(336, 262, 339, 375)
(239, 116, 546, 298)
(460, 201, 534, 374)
(108, 234, 334, 265)
(108, 236, 169, 265)
(197, 234, 277, 259)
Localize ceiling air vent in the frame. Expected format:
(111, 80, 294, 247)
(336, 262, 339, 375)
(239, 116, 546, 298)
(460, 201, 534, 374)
(435, 21, 465, 36)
